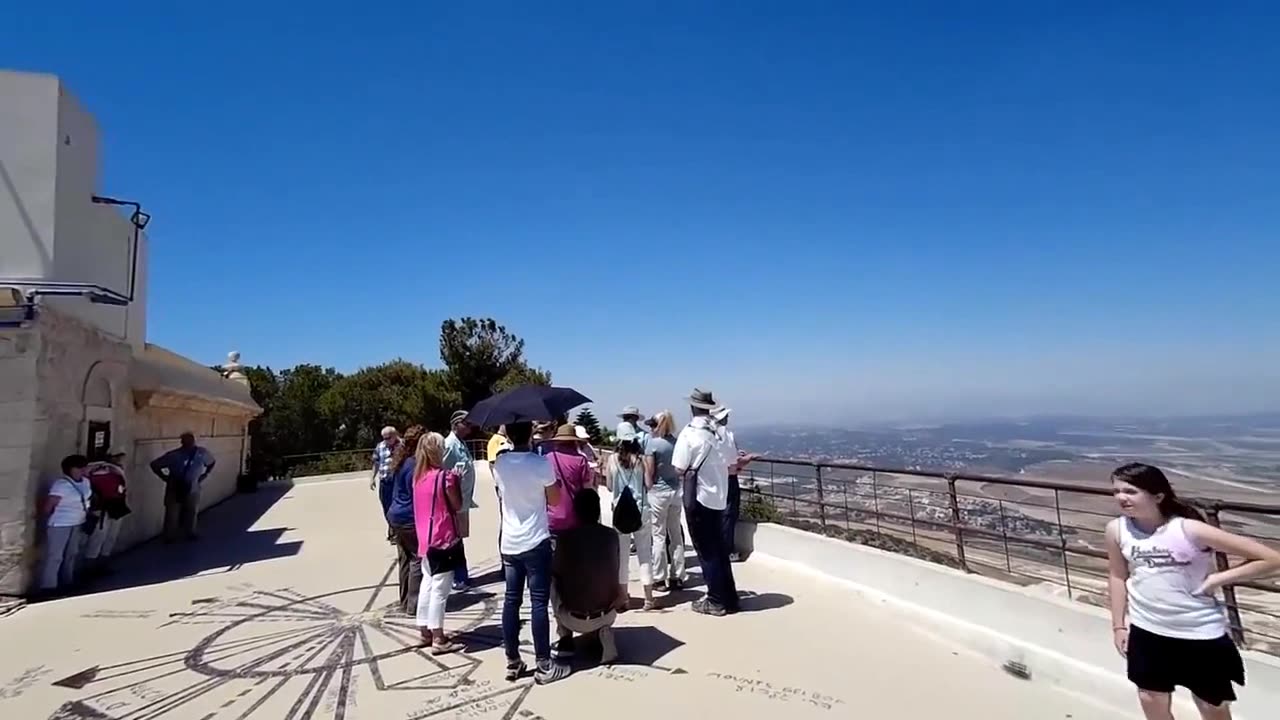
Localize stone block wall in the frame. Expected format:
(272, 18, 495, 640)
(0, 307, 257, 596)
(123, 406, 249, 548)
(0, 330, 40, 595)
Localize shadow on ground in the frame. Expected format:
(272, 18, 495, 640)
(72, 482, 302, 597)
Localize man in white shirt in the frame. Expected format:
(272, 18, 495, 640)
(672, 388, 738, 616)
(492, 422, 569, 685)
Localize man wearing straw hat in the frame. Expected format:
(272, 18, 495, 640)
(672, 388, 738, 616)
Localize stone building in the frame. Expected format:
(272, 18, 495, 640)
(0, 69, 261, 597)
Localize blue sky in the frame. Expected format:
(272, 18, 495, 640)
(6, 3, 1278, 424)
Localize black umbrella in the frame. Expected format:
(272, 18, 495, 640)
(466, 385, 592, 427)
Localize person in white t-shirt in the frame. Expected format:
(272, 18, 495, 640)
(40, 454, 94, 593)
(672, 388, 738, 616)
(492, 422, 568, 686)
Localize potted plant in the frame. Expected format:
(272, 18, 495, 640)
(735, 488, 783, 559)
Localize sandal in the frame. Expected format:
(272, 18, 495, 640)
(642, 599, 656, 611)
(430, 639, 463, 655)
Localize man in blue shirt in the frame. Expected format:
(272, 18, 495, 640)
(442, 410, 476, 590)
(150, 432, 216, 542)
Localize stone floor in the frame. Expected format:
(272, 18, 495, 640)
(0, 468, 1131, 719)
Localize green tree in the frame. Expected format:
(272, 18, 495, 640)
(440, 317, 550, 407)
(318, 360, 458, 448)
(272, 364, 343, 455)
(574, 409, 605, 444)
(495, 363, 552, 393)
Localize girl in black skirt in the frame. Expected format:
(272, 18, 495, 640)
(1105, 463, 1280, 719)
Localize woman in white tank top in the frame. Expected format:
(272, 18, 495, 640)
(1105, 463, 1280, 719)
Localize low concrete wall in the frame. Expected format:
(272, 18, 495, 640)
(752, 522, 1280, 720)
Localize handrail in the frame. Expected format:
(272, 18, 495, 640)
(751, 455, 1280, 515)
(738, 455, 1280, 653)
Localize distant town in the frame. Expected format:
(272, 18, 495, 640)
(736, 413, 1280, 499)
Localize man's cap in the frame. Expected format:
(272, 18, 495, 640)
(450, 410, 470, 425)
(712, 406, 732, 422)
(618, 405, 641, 418)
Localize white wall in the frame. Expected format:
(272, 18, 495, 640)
(0, 70, 59, 279)
(751, 523, 1280, 720)
(0, 69, 147, 347)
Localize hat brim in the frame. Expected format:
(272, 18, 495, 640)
(685, 397, 718, 409)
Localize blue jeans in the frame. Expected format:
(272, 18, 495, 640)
(453, 543, 469, 583)
(502, 538, 553, 663)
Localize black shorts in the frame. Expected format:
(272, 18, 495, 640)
(1127, 624, 1245, 706)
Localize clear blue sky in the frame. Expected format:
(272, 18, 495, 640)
(6, 3, 1278, 423)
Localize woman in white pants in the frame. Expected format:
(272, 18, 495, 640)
(412, 433, 464, 655)
(645, 412, 687, 590)
(607, 437, 654, 611)
(41, 455, 93, 594)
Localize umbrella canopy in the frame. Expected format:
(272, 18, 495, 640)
(466, 385, 592, 428)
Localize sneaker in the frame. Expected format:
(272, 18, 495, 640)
(504, 660, 526, 682)
(451, 581, 469, 593)
(534, 659, 570, 685)
(668, 578, 684, 591)
(691, 598, 727, 617)
(653, 581, 669, 592)
(551, 636, 575, 660)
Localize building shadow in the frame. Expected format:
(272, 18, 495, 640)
(70, 482, 302, 597)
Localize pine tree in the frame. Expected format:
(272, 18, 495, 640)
(575, 409, 605, 444)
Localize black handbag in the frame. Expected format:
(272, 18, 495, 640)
(423, 469, 464, 576)
(612, 485, 642, 535)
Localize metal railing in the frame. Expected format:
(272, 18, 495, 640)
(277, 439, 491, 479)
(740, 456, 1280, 654)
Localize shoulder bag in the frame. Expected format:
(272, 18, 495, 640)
(423, 469, 465, 576)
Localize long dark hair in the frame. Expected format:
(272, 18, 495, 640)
(1111, 462, 1205, 522)
(391, 425, 425, 476)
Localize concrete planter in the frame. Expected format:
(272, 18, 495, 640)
(734, 520, 758, 558)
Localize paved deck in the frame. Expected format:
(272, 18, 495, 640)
(0, 467, 1130, 719)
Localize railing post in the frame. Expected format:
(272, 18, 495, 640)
(906, 489, 919, 545)
(1205, 506, 1246, 644)
(1053, 489, 1072, 599)
(997, 500, 1012, 573)
(871, 471, 882, 538)
(815, 465, 827, 529)
(946, 475, 969, 572)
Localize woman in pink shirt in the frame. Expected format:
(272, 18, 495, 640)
(413, 432, 464, 654)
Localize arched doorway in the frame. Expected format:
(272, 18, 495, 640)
(82, 363, 115, 460)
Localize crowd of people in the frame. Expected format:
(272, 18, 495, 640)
(33, 390, 1280, 717)
(369, 386, 756, 684)
(37, 432, 217, 597)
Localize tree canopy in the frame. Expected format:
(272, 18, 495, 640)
(439, 317, 550, 408)
(244, 317, 550, 477)
(574, 409, 605, 444)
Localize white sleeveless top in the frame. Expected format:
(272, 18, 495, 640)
(1116, 516, 1227, 640)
